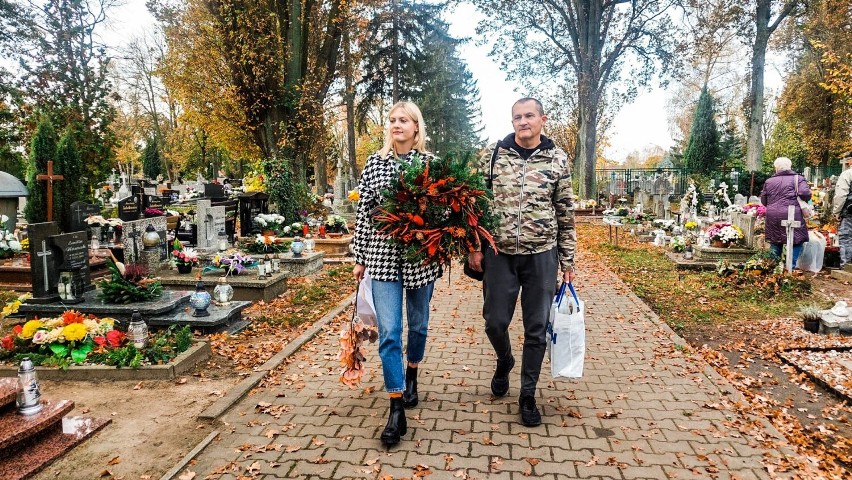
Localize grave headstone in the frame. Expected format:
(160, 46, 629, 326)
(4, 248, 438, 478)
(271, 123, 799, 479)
(731, 212, 758, 248)
(162, 189, 179, 204)
(734, 193, 747, 207)
(652, 175, 674, 219)
(118, 195, 141, 222)
(196, 200, 226, 249)
(144, 187, 156, 196)
(748, 195, 761, 204)
(27, 222, 60, 302)
(51, 231, 92, 294)
(238, 192, 269, 236)
(122, 217, 168, 264)
(211, 199, 238, 241)
(204, 183, 225, 199)
(69, 201, 102, 233)
(144, 194, 165, 211)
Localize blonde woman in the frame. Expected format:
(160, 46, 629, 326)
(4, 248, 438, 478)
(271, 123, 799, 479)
(352, 101, 441, 447)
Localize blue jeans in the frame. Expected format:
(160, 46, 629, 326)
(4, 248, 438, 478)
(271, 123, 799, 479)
(372, 277, 435, 393)
(770, 243, 803, 268)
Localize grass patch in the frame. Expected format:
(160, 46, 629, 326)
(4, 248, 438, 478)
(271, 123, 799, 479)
(579, 224, 810, 332)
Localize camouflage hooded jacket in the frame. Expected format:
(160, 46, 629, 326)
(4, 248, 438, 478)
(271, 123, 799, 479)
(478, 134, 576, 272)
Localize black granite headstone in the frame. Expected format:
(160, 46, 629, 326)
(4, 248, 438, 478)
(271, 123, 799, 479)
(204, 183, 225, 199)
(51, 231, 92, 292)
(70, 201, 102, 232)
(144, 194, 165, 211)
(26, 222, 61, 302)
(238, 192, 269, 236)
(118, 196, 141, 222)
(162, 189, 179, 204)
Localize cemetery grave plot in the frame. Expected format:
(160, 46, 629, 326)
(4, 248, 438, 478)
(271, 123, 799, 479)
(778, 348, 852, 402)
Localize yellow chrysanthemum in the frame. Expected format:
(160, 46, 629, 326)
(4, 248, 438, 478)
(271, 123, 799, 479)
(347, 190, 360, 202)
(62, 323, 87, 342)
(21, 320, 44, 339)
(1, 300, 21, 318)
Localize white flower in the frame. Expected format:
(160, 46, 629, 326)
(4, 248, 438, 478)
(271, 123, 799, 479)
(255, 217, 267, 227)
(283, 226, 292, 234)
(8, 240, 20, 251)
(32, 330, 50, 345)
(83, 319, 100, 334)
(4, 233, 12, 241)
(0, 215, 7, 223)
(0, 241, 8, 250)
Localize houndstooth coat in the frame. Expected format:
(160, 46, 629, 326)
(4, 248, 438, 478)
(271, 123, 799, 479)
(352, 150, 441, 289)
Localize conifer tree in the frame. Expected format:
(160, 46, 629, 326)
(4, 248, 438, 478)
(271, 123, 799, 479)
(142, 138, 162, 180)
(54, 129, 83, 231)
(683, 88, 721, 174)
(24, 117, 57, 223)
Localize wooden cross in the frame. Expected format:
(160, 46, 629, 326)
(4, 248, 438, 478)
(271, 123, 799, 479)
(36, 161, 64, 222)
(781, 205, 801, 272)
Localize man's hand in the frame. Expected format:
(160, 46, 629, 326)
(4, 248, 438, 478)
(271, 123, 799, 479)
(353, 264, 366, 283)
(562, 266, 576, 284)
(468, 252, 484, 272)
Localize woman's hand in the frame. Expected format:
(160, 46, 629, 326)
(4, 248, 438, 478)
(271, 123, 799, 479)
(353, 263, 366, 283)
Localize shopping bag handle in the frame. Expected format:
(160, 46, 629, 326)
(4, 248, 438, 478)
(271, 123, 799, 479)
(567, 282, 580, 306)
(554, 282, 567, 306)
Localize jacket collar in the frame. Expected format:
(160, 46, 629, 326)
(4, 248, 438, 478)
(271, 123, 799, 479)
(499, 133, 556, 157)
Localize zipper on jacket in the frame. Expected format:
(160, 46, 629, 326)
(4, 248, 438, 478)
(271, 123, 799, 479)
(509, 148, 539, 251)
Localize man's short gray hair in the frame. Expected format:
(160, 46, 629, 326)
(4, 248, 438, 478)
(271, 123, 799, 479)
(773, 157, 792, 172)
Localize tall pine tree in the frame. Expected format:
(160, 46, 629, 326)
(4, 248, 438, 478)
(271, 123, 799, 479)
(54, 129, 83, 231)
(357, 3, 482, 154)
(142, 138, 162, 180)
(683, 87, 720, 174)
(24, 117, 57, 223)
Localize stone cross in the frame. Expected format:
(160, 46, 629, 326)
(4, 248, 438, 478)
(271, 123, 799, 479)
(781, 205, 801, 272)
(36, 161, 64, 222)
(36, 240, 52, 292)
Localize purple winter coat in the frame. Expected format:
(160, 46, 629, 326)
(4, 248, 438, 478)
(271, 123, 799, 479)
(760, 169, 811, 245)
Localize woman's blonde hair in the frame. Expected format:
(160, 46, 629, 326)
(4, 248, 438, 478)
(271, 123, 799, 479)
(379, 101, 428, 157)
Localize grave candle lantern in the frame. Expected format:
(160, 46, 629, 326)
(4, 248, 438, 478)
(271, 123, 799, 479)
(218, 230, 228, 252)
(213, 276, 233, 305)
(272, 253, 280, 273)
(16, 357, 43, 416)
(127, 310, 148, 349)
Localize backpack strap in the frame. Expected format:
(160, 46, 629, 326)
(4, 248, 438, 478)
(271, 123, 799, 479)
(487, 141, 501, 190)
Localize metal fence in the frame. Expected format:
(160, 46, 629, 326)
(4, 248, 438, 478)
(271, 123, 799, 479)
(595, 168, 689, 198)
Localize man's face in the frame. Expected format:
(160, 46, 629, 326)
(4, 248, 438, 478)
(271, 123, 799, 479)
(511, 101, 546, 145)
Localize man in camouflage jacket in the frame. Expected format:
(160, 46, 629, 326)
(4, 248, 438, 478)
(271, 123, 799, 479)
(468, 98, 577, 427)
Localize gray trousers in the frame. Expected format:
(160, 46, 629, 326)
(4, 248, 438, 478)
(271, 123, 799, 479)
(482, 247, 558, 397)
(840, 216, 852, 267)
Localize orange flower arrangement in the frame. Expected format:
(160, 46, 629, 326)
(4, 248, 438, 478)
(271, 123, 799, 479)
(61, 310, 86, 325)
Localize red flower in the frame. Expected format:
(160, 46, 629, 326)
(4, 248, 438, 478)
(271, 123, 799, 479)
(93, 336, 106, 346)
(1, 335, 13, 351)
(106, 330, 125, 348)
(12, 325, 22, 335)
(61, 310, 86, 325)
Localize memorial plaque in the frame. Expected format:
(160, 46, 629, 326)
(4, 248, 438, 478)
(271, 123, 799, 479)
(27, 222, 61, 302)
(144, 187, 156, 196)
(118, 196, 141, 222)
(212, 199, 238, 241)
(70, 201, 102, 232)
(51, 231, 92, 289)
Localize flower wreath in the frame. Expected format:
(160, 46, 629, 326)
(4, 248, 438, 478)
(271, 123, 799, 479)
(373, 154, 497, 266)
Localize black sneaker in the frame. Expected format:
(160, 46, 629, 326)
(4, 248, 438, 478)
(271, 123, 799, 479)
(519, 395, 541, 427)
(491, 356, 515, 397)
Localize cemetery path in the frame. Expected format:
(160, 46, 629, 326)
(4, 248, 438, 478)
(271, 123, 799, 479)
(183, 252, 813, 480)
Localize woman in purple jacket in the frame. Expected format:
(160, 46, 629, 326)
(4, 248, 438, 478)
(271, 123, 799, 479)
(760, 157, 812, 266)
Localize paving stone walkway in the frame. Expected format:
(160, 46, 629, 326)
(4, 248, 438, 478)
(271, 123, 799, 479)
(189, 255, 803, 479)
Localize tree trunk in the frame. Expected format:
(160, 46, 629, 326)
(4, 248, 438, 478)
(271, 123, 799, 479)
(314, 151, 327, 194)
(391, 0, 399, 103)
(746, 32, 768, 172)
(576, 96, 599, 199)
(343, 28, 358, 178)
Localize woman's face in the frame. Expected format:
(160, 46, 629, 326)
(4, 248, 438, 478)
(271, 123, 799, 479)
(388, 109, 418, 148)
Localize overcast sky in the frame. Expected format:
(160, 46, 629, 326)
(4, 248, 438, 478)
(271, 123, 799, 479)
(100, 1, 785, 163)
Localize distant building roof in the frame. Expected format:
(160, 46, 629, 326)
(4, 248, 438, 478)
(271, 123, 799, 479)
(0, 171, 28, 198)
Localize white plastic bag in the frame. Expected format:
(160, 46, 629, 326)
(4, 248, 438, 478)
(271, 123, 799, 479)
(356, 274, 377, 327)
(796, 231, 826, 273)
(550, 283, 585, 378)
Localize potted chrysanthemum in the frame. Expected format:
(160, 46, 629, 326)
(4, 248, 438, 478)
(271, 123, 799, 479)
(171, 238, 199, 274)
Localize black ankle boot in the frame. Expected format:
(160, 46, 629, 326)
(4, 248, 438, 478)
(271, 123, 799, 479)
(380, 397, 407, 447)
(402, 366, 418, 408)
